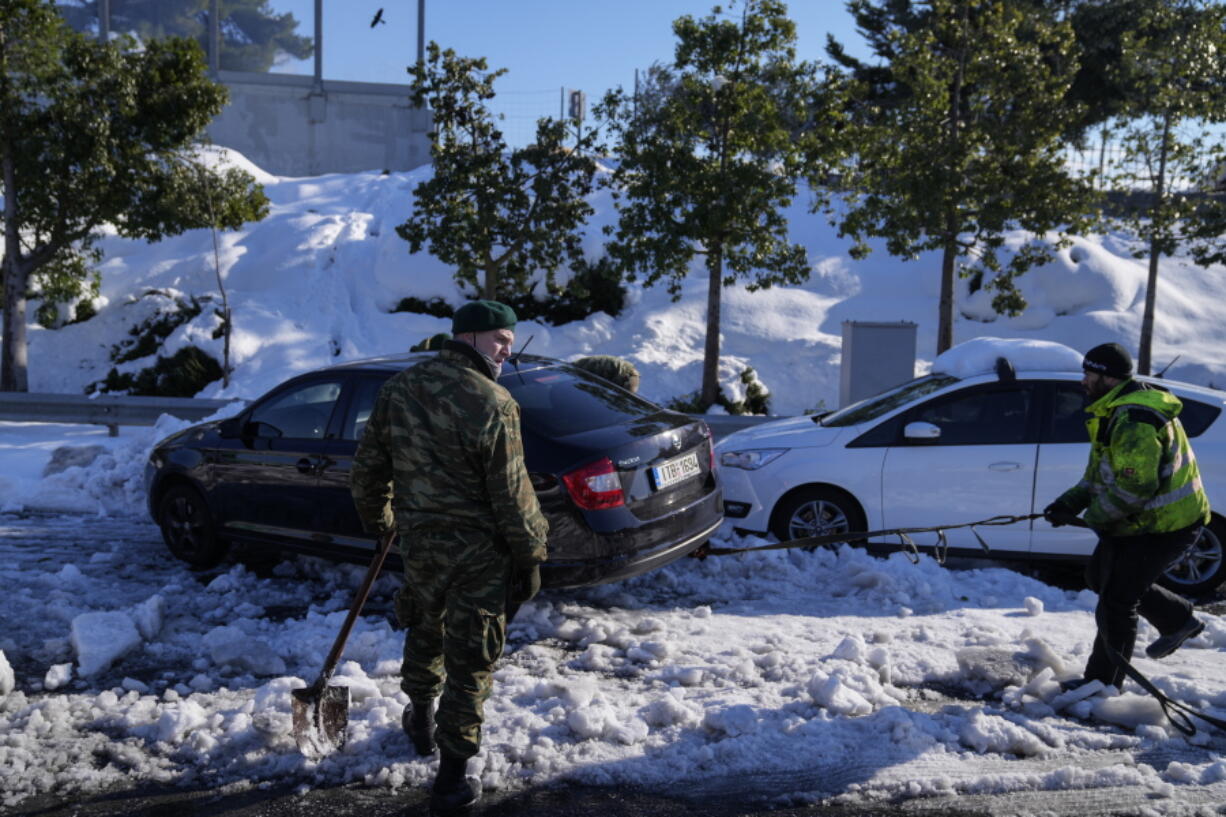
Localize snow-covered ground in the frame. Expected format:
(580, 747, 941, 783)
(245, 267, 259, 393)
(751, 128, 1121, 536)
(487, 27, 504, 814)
(2, 510, 1224, 813)
(2, 149, 1225, 812)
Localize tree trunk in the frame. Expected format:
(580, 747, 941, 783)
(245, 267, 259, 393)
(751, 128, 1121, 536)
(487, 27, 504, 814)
(2, 152, 29, 392)
(1138, 109, 1172, 377)
(700, 241, 723, 410)
(1139, 242, 1159, 376)
(937, 233, 956, 355)
(936, 1, 968, 357)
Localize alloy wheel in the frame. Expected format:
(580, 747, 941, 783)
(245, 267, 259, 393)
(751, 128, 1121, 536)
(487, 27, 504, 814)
(787, 499, 850, 540)
(1163, 526, 1224, 591)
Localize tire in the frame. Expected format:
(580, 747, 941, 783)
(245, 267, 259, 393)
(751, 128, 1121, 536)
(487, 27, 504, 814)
(158, 484, 228, 569)
(769, 486, 867, 546)
(1159, 516, 1226, 597)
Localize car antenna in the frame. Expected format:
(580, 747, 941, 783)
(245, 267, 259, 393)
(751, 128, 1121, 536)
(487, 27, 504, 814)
(510, 334, 534, 364)
(1154, 355, 1180, 379)
(508, 334, 533, 385)
(994, 356, 1016, 383)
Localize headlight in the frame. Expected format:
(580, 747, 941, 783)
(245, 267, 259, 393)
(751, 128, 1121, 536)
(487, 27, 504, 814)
(719, 448, 787, 470)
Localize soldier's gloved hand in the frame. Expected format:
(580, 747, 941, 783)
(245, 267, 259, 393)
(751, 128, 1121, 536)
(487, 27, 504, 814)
(1043, 501, 1080, 528)
(510, 565, 541, 607)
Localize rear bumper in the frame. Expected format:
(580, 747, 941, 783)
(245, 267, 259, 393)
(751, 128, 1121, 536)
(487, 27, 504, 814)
(542, 487, 723, 588)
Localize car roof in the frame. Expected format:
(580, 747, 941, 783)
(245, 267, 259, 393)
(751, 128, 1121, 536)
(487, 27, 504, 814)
(317, 352, 561, 375)
(947, 369, 1226, 405)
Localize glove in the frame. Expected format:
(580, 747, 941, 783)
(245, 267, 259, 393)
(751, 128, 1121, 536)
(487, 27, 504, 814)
(509, 564, 541, 608)
(1043, 501, 1080, 528)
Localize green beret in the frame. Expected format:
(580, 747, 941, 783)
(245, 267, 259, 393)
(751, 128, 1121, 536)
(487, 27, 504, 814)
(452, 300, 517, 334)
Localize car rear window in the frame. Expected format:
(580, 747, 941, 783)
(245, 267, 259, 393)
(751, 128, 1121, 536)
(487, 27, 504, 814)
(502, 366, 658, 436)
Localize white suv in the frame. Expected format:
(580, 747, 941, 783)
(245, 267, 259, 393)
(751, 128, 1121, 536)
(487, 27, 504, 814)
(716, 355, 1226, 595)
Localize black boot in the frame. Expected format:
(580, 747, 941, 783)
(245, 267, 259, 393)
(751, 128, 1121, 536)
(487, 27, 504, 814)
(430, 753, 481, 815)
(402, 700, 436, 757)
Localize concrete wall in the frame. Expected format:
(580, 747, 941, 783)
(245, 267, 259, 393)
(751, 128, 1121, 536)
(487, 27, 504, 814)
(207, 71, 432, 177)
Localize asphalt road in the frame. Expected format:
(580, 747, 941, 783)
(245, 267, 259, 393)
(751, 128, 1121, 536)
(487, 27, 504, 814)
(4, 779, 980, 817)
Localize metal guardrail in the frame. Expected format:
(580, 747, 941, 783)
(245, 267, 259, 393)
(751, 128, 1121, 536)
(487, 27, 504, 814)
(0, 392, 778, 439)
(0, 393, 245, 436)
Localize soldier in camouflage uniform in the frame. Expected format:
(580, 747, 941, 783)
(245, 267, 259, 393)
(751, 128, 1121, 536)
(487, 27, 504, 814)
(409, 332, 451, 352)
(571, 354, 640, 393)
(350, 300, 548, 814)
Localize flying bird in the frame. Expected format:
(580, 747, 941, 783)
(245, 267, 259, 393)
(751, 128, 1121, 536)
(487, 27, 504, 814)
(370, 8, 385, 27)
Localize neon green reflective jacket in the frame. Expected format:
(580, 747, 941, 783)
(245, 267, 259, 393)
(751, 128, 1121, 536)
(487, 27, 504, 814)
(1057, 379, 1210, 536)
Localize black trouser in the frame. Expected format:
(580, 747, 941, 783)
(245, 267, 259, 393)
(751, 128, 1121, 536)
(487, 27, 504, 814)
(1083, 524, 1201, 687)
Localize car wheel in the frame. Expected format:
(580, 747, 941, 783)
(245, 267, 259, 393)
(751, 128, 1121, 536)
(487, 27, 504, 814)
(158, 484, 228, 569)
(769, 486, 866, 546)
(1159, 517, 1226, 597)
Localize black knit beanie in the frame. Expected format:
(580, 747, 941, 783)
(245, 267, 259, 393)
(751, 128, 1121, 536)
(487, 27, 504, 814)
(1082, 342, 1133, 379)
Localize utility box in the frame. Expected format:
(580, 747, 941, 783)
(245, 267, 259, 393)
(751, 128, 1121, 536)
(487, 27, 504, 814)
(840, 321, 918, 407)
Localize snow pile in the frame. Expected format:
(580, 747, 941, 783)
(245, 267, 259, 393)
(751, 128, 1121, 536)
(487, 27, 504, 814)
(932, 337, 1085, 378)
(1, 513, 1224, 811)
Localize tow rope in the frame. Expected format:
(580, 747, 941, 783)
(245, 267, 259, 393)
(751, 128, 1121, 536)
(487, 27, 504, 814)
(703, 512, 1226, 737)
(703, 512, 1043, 563)
(1100, 640, 1226, 737)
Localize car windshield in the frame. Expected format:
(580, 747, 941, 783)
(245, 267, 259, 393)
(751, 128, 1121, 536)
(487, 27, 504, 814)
(820, 374, 960, 427)
(502, 365, 660, 436)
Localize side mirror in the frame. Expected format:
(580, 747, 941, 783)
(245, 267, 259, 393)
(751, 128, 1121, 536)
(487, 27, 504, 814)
(217, 417, 242, 438)
(904, 421, 941, 441)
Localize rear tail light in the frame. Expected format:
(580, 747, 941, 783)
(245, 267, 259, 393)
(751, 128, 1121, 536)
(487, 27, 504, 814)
(700, 422, 715, 472)
(561, 457, 625, 510)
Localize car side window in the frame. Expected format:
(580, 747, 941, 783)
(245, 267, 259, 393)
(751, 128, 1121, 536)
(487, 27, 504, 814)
(1178, 398, 1222, 438)
(342, 377, 389, 441)
(248, 380, 343, 440)
(1043, 383, 1089, 444)
(907, 385, 1033, 445)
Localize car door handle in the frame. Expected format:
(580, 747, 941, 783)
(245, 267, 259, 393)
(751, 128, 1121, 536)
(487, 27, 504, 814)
(297, 458, 315, 474)
(988, 461, 1021, 472)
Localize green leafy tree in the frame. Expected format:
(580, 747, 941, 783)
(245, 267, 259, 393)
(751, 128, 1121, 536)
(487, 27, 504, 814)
(397, 42, 601, 304)
(1101, 0, 1226, 375)
(57, 0, 312, 72)
(828, 0, 1158, 141)
(1, 0, 269, 392)
(831, 0, 1097, 355)
(598, 0, 844, 409)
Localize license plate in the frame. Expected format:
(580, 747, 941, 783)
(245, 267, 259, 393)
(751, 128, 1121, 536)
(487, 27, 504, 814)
(651, 451, 701, 491)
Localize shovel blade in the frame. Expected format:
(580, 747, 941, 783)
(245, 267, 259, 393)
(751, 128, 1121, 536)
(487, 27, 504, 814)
(291, 684, 350, 756)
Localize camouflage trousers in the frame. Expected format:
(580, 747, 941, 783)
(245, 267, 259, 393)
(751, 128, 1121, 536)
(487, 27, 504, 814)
(395, 527, 511, 759)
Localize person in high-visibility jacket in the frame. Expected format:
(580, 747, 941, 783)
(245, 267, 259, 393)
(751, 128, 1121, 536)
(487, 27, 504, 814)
(1044, 343, 1211, 692)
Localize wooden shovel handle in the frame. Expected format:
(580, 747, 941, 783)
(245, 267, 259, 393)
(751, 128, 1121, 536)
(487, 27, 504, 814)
(313, 528, 398, 686)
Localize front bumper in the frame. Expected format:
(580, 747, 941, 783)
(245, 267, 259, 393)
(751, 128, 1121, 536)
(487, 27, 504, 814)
(714, 464, 772, 534)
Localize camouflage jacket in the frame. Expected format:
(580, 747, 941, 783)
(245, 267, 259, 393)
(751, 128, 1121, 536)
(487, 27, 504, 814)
(350, 340, 549, 567)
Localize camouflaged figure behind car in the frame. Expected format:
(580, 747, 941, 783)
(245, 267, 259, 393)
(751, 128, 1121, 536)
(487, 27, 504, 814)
(571, 354, 640, 393)
(350, 300, 548, 814)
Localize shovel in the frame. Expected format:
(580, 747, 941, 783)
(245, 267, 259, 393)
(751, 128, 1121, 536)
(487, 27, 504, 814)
(292, 528, 398, 755)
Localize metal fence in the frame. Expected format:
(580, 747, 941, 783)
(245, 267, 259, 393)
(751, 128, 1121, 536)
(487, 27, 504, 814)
(0, 393, 773, 440)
